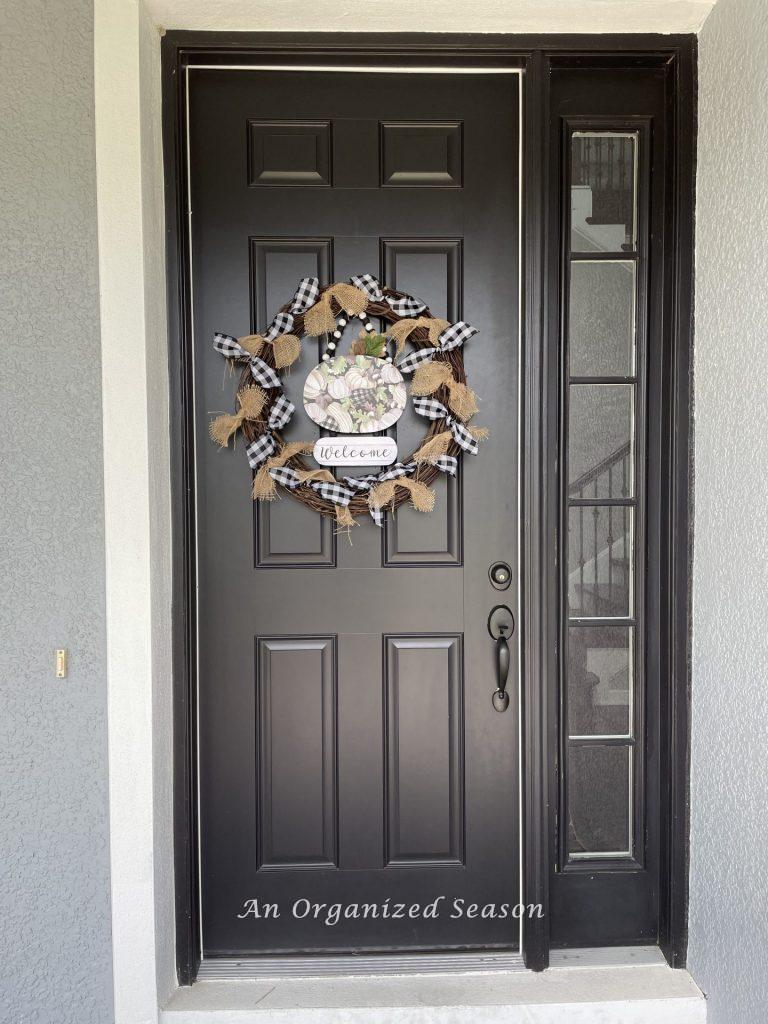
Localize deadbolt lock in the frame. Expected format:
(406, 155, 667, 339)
(489, 561, 512, 590)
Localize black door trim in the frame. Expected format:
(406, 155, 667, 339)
(162, 32, 696, 982)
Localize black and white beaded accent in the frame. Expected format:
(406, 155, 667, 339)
(321, 313, 393, 364)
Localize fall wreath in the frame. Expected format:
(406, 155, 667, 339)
(210, 274, 487, 528)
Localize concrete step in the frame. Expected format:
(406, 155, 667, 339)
(162, 963, 706, 1023)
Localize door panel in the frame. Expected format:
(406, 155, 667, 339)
(256, 637, 337, 869)
(385, 636, 464, 865)
(382, 238, 464, 563)
(250, 238, 335, 565)
(190, 68, 520, 956)
(380, 121, 464, 188)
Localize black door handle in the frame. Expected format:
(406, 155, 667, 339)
(488, 605, 514, 712)
(493, 633, 511, 712)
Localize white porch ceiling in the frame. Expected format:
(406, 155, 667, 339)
(146, 0, 716, 36)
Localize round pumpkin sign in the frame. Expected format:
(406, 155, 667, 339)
(303, 354, 407, 434)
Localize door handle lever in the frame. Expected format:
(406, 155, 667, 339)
(488, 605, 514, 713)
(493, 632, 511, 712)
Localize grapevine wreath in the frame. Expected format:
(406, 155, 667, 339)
(209, 274, 487, 528)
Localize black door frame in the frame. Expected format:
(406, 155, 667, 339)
(162, 31, 696, 982)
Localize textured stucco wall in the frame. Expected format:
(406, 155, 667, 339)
(690, 1, 768, 1022)
(0, 2, 114, 1023)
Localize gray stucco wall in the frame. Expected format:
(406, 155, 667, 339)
(690, 1, 768, 1021)
(0, 2, 114, 1022)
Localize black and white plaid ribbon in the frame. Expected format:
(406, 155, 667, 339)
(425, 455, 459, 477)
(350, 273, 427, 318)
(264, 276, 320, 340)
(213, 332, 282, 389)
(269, 466, 356, 508)
(244, 394, 295, 470)
(342, 462, 415, 526)
(413, 397, 479, 455)
(397, 321, 478, 374)
(341, 457, 457, 526)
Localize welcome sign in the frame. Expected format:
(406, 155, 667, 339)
(313, 436, 398, 467)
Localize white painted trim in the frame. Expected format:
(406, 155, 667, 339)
(144, 0, 717, 35)
(95, 1, 173, 1021)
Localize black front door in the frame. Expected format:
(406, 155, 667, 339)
(190, 68, 520, 956)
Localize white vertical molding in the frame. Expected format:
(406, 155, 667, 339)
(95, 0, 168, 1019)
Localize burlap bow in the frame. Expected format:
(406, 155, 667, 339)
(208, 387, 267, 447)
(303, 282, 370, 336)
(342, 463, 416, 526)
(386, 316, 450, 355)
(233, 332, 302, 369)
(409, 361, 478, 422)
(250, 441, 314, 501)
(343, 458, 457, 526)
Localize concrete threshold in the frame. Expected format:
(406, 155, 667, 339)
(162, 963, 706, 1023)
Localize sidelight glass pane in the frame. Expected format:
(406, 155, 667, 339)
(568, 744, 631, 856)
(571, 133, 637, 253)
(568, 384, 633, 497)
(569, 261, 636, 377)
(568, 506, 633, 619)
(568, 626, 632, 737)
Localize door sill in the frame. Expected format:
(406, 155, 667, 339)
(196, 944, 664, 981)
(197, 950, 524, 980)
(162, 963, 706, 1023)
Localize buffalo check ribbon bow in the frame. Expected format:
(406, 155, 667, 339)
(419, 454, 459, 477)
(350, 273, 428, 318)
(342, 457, 458, 527)
(267, 466, 356, 509)
(397, 320, 479, 374)
(412, 396, 480, 455)
(342, 462, 414, 527)
(264, 276, 320, 339)
(213, 332, 283, 389)
(244, 395, 296, 470)
(214, 278, 319, 384)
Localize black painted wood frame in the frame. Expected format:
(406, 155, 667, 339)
(162, 32, 696, 983)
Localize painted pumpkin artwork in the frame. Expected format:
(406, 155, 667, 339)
(303, 355, 407, 434)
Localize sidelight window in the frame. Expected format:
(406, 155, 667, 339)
(563, 130, 643, 864)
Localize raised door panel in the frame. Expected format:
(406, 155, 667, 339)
(385, 635, 464, 865)
(381, 121, 463, 187)
(256, 637, 337, 869)
(381, 239, 463, 564)
(249, 238, 335, 565)
(247, 120, 332, 187)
